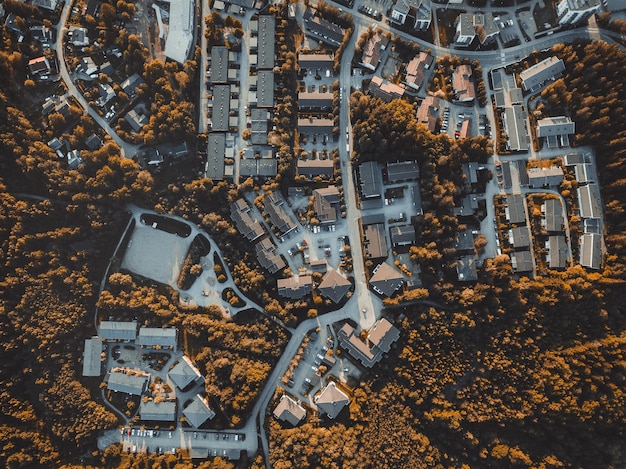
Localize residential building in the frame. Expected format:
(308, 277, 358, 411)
(360, 32, 390, 71)
(206, 133, 226, 180)
(390, 225, 416, 247)
(69, 26, 90, 47)
(404, 52, 433, 90)
(314, 382, 349, 419)
(125, 104, 149, 132)
(318, 269, 351, 303)
(85, 134, 103, 151)
(310, 259, 328, 273)
(67, 149, 84, 170)
(107, 370, 149, 395)
(79, 56, 98, 76)
(250, 108, 270, 145)
(298, 91, 334, 111)
(28, 56, 51, 78)
(5, 14, 25, 42)
(303, 8, 345, 47)
(511, 250, 534, 273)
(255, 237, 286, 273)
(544, 199, 564, 232)
(264, 191, 297, 235)
(503, 104, 529, 151)
(121, 73, 145, 98)
(580, 233, 602, 269)
(257, 15, 275, 70)
(337, 317, 400, 367)
(460, 119, 471, 139)
(577, 184, 601, 219)
(297, 159, 334, 179)
(389, 0, 431, 30)
(274, 394, 306, 426)
(510, 226, 531, 248)
(277, 275, 313, 299)
(30, 25, 54, 46)
(519, 56, 565, 91)
(556, 0, 601, 26)
(211, 46, 229, 84)
(456, 255, 478, 281)
(369, 262, 404, 296)
(528, 166, 564, 188)
(368, 76, 405, 103)
(82, 337, 102, 377)
(297, 117, 334, 135)
(139, 400, 177, 421)
(164, 0, 195, 64)
(169, 356, 204, 391)
(505, 194, 527, 225)
(313, 185, 340, 224)
(257, 70, 274, 108)
(415, 95, 440, 132)
(183, 394, 216, 427)
(98, 320, 137, 341)
(537, 116, 575, 147)
(137, 327, 177, 349)
(548, 235, 568, 269)
(210, 84, 231, 132)
(231, 198, 265, 242)
(358, 161, 382, 199)
(454, 13, 476, 46)
(452, 64, 475, 102)
(298, 53, 334, 72)
(386, 160, 420, 183)
(363, 223, 388, 259)
(98, 83, 115, 106)
(510, 87, 524, 104)
(239, 158, 277, 178)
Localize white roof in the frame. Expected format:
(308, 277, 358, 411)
(164, 0, 195, 64)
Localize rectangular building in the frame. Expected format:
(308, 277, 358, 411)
(520, 56, 565, 91)
(211, 46, 229, 84)
(206, 133, 225, 180)
(503, 105, 529, 151)
(257, 70, 274, 108)
(98, 321, 137, 341)
(257, 15, 275, 70)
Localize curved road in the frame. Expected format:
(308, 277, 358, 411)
(55, 1, 139, 159)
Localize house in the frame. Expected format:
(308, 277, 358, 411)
(5, 14, 25, 42)
(297, 159, 334, 179)
(98, 320, 137, 341)
(415, 95, 440, 132)
(255, 237, 286, 273)
(210, 84, 231, 132)
(368, 76, 405, 103)
(48, 137, 63, 151)
(580, 233, 602, 269)
(456, 255, 478, 281)
(386, 160, 420, 183)
(139, 400, 177, 421)
(505, 194, 526, 224)
(125, 104, 149, 132)
(30, 25, 54, 45)
(98, 83, 115, 106)
(68, 26, 89, 47)
(556, 0, 601, 26)
(120, 73, 146, 98)
(107, 370, 149, 395)
(298, 53, 334, 72)
(528, 166, 564, 188)
(314, 382, 349, 419)
(250, 108, 270, 145)
(313, 186, 340, 224)
(239, 158, 277, 178)
(503, 105, 529, 151)
(404, 52, 433, 90)
(369, 262, 404, 296)
(389, 0, 431, 30)
(164, 0, 195, 64)
(510, 250, 534, 273)
(548, 235, 568, 269)
(358, 161, 382, 200)
(318, 269, 351, 303)
(264, 191, 297, 235)
(28, 56, 51, 78)
(537, 116, 575, 147)
(452, 64, 475, 102)
(183, 394, 216, 427)
(337, 317, 400, 367)
(231, 199, 265, 242)
(211, 46, 229, 84)
(303, 8, 346, 47)
(206, 133, 226, 180)
(277, 275, 313, 299)
(137, 327, 177, 349)
(360, 32, 389, 71)
(168, 356, 204, 391)
(454, 228, 475, 252)
(390, 225, 416, 247)
(67, 149, 84, 170)
(33, 0, 59, 11)
(84, 133, 103, 151)
(257, 15, 275, 70)
(454, 194, 479, 216)
(363, 223, 388, 259)
(543, 199, 564, 232)
(519, 56, 565, 91)
(274, 394, 306, 426)
(82, 337, 103, 377)
(100, 61, 114, 76)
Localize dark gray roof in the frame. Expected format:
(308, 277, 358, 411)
(257, 16, 275, 70)
(257, 70, 274, 108)
(211, 84, 231, 132)
(506, 194, 526, 225)
(206, 133, 225, 180)
(456, 255, 477, 281)
(82, 337, 102, 377)
(183, 394, 215, 427)
(390, 225, 416, 247)
(386, 160, 419, 182)
(548, 235, 568, 269)
(359, 161, 382, 199)
(169, 356, 204, 390)
(511, 250, 533, 272)
(107, 370, 149, 395)
(211, 46, 229, 84)
(544, 199, 564, 232)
